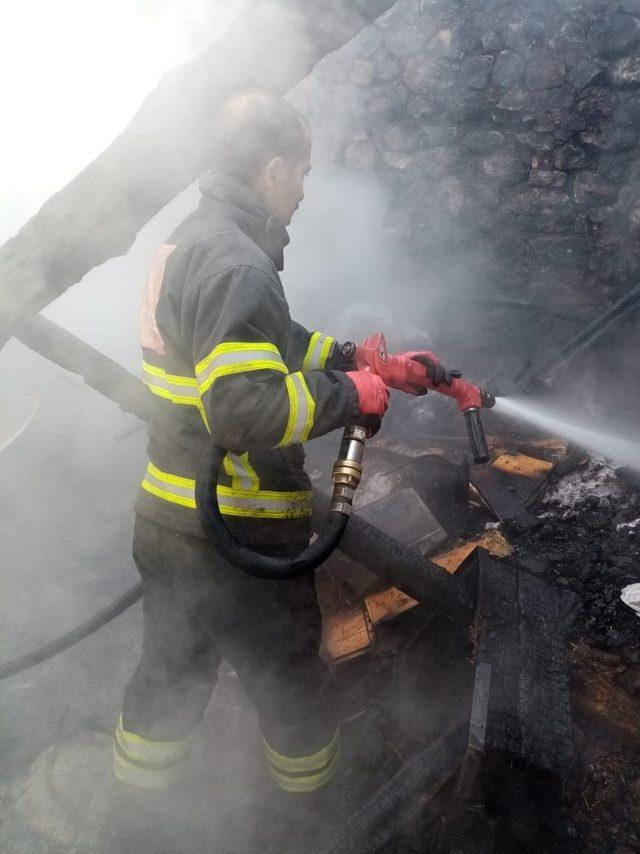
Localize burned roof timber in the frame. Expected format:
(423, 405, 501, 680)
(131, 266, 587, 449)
(0, 0, 395, 348)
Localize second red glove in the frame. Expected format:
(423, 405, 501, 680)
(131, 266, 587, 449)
(345, 371, 390, 417)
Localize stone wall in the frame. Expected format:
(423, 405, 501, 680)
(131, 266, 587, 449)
(293, 0, 640, 403)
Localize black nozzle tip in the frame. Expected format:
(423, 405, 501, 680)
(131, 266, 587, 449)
(479, 386, 496, 408)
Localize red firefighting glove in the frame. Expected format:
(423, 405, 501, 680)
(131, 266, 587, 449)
(353, 334, 455, 395)
(390, 351, 454, 394)
(345, 371, 390, 417)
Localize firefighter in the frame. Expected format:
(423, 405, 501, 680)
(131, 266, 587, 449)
(114, 92, 391, 795)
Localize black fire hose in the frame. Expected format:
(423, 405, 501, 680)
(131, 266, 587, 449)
(0, 583, 142, 680)
(196, 433, 473, 614)
(195, 427, 367, 580)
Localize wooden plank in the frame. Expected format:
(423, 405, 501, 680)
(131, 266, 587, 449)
(492, 453, 553, 479)
(431, 531, 514, 574)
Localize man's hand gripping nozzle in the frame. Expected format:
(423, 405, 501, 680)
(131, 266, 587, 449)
(351, 332, 495, 464)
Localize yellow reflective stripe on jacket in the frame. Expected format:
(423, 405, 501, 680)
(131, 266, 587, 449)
(142, 463, 197, 508)
(278, 372, 316, 447)
(195, 341, 287, 396)
(141, 360, 210, 430)
(263, 728, 341, 793)
(223, 452, 260, 492)
(302, 332, 335, 372)
(142, 360, 199, 405)
(140, 463, 312, 519)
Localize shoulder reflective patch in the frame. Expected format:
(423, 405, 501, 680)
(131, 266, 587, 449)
(302, 332, 335, 372)
(195, 341, 287, 396)
(139, 244, 176, 354)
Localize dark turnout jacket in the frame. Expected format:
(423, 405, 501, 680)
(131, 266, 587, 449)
(135, 172, 359, 547)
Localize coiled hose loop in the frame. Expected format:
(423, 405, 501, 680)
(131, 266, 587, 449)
(195, 441, 350, 580)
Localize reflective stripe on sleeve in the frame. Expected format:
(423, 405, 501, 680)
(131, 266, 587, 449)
(195, 342, 287, 396)
(278, 372, 316, 447)
(140, 463, 312, 519)
(263, 728, 341, 793)
(302, 332, 335, 372)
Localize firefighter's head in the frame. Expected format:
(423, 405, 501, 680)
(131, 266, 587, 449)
(211, 92, 311, 226)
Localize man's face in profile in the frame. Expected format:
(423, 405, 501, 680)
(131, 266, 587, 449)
(257, 125, 312, 226)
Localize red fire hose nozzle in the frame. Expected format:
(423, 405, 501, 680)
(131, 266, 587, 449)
(431, 377, 495, 464)
(353, 333, 495, 463)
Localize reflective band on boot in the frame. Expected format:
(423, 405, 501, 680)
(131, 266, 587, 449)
(112, 715, 193, 790)
(263, 728, 341, 793)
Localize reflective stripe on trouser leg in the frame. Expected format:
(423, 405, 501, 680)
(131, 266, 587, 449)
(262, 728, 341, 793)
(112, 714, 193, 790)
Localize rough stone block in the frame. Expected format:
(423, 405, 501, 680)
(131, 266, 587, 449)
(481, 30, 502, 52)
(462, 130, 505, 154)
(529, 235, 588, 267)
(516, 131, 555, 150)
(496, 87, 536, 114)
(568, 59, 604, 91)
(382, 150, 415, 171)
(610, 54, 640, 86)
(580, 125, 638, 151)
(587, 12, 640, 58)
(528, 169, 567, 188)
(344, 140, 378, 170)
(524, 51, 567, 89)
(414, 146, 459, 178)
(403, 56, 455, 94)
(492, 50, 525, 88)
(573, 170, 618, 205)
(553, 142, 588, 169)
(460, 55, 495, 90)
(483, 152, 528, 182)
(420, 126, 458, 148)
(384, 124, 417, 152)
(375, 53, 402, 84)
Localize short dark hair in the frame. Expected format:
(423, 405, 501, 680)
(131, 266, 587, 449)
(210, 92, 310, 184)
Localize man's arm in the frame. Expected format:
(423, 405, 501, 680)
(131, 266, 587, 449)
(287, 321, 347, 373)
(189, 265, 360, 453)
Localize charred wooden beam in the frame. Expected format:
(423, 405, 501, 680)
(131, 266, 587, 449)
(16, 314, 153, 422)
(471, 550, 578, 772)
(0, 0, 395, 348)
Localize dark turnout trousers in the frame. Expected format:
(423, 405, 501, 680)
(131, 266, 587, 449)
(115, 515, 340, 793)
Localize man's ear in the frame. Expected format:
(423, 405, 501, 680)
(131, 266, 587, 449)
(263, 157, 285, 189)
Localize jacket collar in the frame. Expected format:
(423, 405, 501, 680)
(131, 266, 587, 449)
(198, 171, 290, 271)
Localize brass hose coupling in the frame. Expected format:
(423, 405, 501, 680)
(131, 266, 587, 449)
(330, 425, 368, 515)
